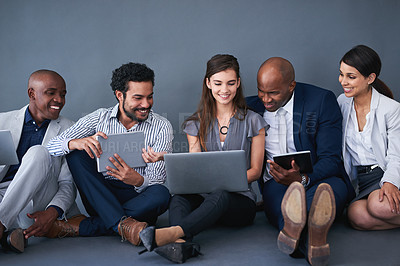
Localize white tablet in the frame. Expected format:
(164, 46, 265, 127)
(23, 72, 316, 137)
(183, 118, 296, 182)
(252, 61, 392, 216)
(96, 132, 146, 172)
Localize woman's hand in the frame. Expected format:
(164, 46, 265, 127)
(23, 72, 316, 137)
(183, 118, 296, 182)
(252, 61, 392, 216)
(379, 182, 400, 214)
(142, 146, 167, 163)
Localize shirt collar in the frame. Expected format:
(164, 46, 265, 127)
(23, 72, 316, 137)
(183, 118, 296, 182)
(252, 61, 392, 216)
(282, 91, 294, 115)
(112, 103, 154, 125)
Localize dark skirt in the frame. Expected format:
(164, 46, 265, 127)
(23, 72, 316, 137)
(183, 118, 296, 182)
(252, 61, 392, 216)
(351, 166, 384, 203)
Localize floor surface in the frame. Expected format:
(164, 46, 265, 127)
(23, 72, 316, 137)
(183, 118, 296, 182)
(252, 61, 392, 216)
(1, 210, 400, 266)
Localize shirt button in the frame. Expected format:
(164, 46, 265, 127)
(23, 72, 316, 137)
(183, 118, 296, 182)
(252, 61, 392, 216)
(35, 129, 38, 132)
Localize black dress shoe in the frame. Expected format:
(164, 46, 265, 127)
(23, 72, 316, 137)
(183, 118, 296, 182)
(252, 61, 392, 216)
(1, 228, 27, 253)
(139, 226, 156, 253)
(154, 242, 202, 264)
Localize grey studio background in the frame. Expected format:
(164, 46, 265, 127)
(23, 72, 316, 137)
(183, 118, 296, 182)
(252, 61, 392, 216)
(1, 2, 400, 265)
(1, 0, 399, 152)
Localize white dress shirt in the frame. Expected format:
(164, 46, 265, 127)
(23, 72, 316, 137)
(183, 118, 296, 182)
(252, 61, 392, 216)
(345, 103, 378, 167)
(263, 93, 296, 181)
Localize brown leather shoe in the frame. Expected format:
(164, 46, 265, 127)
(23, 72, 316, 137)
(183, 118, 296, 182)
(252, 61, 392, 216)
(45, 214, 87, 238)
(308, 183, 336, 266)
(1, 228, 27, 253)
(277, 181, 307, 255)
(118, 217, 148, 246)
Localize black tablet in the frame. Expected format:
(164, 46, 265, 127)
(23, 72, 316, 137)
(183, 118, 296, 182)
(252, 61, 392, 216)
(272, 151, 313, 173)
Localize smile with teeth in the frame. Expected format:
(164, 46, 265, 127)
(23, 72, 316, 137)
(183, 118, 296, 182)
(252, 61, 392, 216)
(219, 94, 230, 100)
(50, 106, 60, 110)
(137, 109, 149, 113)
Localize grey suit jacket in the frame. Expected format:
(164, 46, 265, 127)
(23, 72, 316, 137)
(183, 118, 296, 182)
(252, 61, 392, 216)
(338, 88, 400, 191)
(0, 105, 79, 215)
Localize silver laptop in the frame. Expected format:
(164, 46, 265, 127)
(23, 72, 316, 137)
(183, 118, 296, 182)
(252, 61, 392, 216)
(0, 130, 19, 165)
(96, 132, 146, 172)
(165, 150, 248, 194)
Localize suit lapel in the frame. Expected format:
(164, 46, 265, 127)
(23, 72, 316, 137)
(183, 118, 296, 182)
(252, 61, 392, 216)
(10, 106, 27, 149)
(43, 118, 61, 145)
(342, 98, 352, 151)
(293, 86, 304, 150)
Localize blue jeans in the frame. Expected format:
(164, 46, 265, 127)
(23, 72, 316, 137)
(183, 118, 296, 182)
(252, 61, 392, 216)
(67, 150, 170, 236)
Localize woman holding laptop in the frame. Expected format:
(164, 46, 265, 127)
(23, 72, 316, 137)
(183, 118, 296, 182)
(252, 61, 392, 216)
(337, 45, 400, 230)
(139, 54, 267, 263)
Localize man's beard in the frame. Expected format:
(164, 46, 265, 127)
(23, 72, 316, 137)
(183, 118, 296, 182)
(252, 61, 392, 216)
(123, 98, 151, 122)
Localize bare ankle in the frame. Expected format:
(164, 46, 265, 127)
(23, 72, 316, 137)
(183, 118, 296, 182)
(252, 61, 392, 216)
(156, 226, 185, 246)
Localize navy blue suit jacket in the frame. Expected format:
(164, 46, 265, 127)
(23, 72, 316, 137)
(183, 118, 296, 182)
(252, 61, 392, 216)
(246, 82, 355, 200)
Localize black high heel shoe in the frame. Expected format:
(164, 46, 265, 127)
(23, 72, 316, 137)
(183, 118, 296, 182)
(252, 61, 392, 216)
(138, 226, 156, 254)
(154, 241, 202, 264)
(1, 228, 27, 253)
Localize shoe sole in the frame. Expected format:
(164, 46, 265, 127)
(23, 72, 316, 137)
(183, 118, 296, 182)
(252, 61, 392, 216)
(308, 183, 336, 266)
(8, 228, 25, 253)
(277, 182, 306, 254)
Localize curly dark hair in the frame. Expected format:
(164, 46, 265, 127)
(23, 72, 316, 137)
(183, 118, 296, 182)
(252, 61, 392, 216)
(110, 62, 155, 97)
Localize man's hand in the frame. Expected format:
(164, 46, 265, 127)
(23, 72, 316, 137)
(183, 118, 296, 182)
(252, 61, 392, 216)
(106, 153, 144, 187)
(267, 159, 302, 186)
(142, 146, 166, 163)
(68, 132, 108, 159)
(379, 182, 400, 214)
(23, 207, 58, 239)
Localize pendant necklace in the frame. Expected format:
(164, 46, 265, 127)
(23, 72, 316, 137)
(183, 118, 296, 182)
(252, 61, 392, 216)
(219, 123, 229, 135)
(217, 117, 231, 135)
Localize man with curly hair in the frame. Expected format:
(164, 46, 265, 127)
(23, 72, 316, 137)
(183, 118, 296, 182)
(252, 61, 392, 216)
(47, 63, 173, 246)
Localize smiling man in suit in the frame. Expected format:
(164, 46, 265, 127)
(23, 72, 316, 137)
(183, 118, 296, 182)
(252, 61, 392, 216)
(246, 57, 355, 265)
(0, 70, 81, 253)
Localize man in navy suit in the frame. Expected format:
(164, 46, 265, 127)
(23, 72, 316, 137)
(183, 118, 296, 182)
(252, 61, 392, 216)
(246, 57, 354, 265)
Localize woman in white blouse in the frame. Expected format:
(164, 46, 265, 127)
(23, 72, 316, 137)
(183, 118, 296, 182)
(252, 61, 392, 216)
(337, 45, 400, 230)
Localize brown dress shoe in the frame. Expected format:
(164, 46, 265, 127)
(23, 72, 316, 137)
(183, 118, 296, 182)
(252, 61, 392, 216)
(45, 214, 87, 238)
(118, 217, 148, 246)
(308, 183, 336, 266)
(277, 181, 307, 255)
(1, 228, 27, 253)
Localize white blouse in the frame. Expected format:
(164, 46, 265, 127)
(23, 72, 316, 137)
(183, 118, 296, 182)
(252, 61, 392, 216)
(345, 101, 378, 167)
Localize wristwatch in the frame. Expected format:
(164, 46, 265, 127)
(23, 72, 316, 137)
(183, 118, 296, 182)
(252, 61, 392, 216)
(300, 173, 308, 188)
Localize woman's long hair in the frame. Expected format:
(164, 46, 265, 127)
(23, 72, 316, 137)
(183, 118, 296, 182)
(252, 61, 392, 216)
(183, 54, 247, 151)
(341, 45, 393, 99)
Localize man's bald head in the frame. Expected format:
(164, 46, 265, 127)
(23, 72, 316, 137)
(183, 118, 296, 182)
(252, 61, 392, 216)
(257, 57, 296, 112)
(27, 69, 67, 125)
(258, 57, 295, 85)
(28, 69, 65, 89)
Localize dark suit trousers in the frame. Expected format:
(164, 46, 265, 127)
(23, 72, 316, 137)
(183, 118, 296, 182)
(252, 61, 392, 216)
(67, 150, 170, 236)
(262, 177, 349, 230)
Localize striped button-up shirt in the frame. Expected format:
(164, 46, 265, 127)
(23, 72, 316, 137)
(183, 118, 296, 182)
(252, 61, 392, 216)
(47, 104, 173, 192)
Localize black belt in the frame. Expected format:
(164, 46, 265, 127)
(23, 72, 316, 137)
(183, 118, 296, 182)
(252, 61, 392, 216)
(357, 164, 379, 174)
